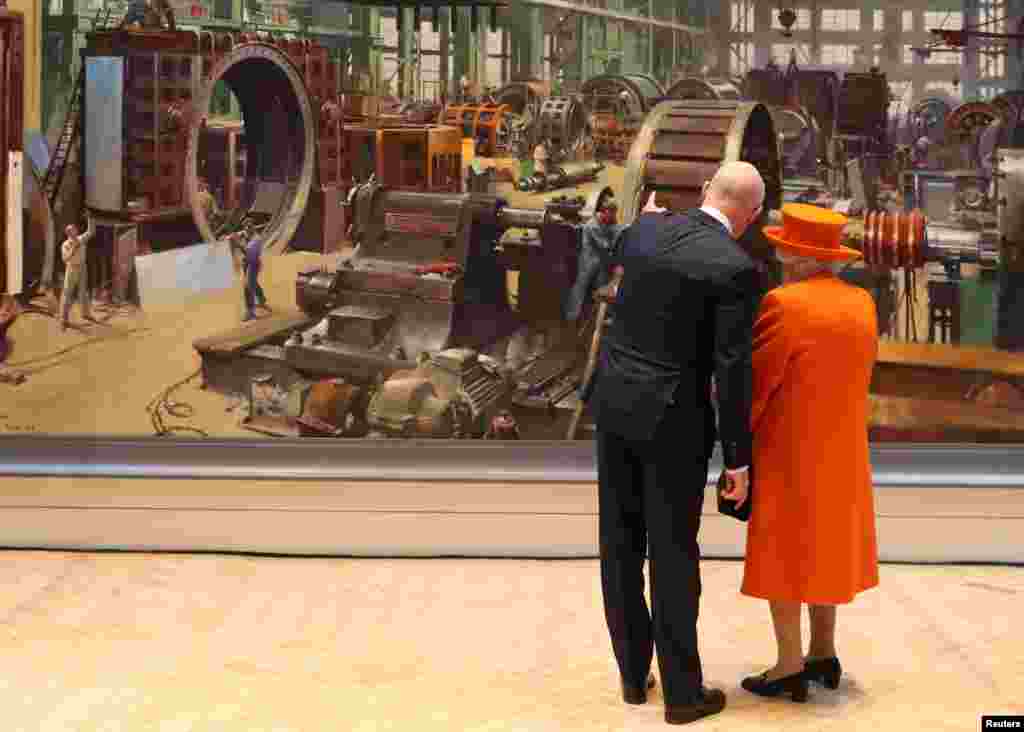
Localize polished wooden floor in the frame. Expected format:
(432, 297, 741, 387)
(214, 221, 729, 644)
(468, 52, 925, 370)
(0, 552, 1019, 731)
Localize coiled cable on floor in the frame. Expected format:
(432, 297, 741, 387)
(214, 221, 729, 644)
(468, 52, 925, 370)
(147, 369, 209, 438)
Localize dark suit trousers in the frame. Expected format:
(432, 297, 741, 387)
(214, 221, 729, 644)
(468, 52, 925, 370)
(597, 403, 709, 706)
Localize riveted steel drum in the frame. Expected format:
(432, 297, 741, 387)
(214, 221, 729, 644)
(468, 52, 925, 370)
(620, 100, 781, 224)
(666, 77, 741, 101)
(620, 100, 782, 288)
(536, 96, 588, 154)
(580, 73, 665, 120)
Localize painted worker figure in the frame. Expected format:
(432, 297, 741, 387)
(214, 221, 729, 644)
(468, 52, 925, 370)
(197, 179, 222, 232)
(59, 216, 95, 331)
(238, 228, 270, 322)
(565, 197, 625, 323)
(533, 140, 550, 175)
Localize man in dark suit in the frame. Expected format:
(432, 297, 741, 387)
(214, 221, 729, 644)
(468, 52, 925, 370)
(590, 161, 764, 725)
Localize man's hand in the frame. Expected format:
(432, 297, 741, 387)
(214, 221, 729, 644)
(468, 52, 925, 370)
(719, 468, 749, 508)
(642, 191, 667, 214)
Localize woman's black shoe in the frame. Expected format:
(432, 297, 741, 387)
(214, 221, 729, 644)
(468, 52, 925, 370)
(741, 670, 809, 702)
(804, 657, 842, 689)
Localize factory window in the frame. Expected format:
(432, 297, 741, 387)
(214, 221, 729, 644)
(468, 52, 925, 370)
(922, 11, 963, 29)
(820, 9, 859, 32)
(819, 44, 857, 66)
(771, 7, 810, 30)
(487, 30, 506, 88)
(902, 10, 915, 32)
(729, 41, 753, 75)
(872, 43, 885, 66)
(873, 10, 884, 31)
(730, 1, 753, 33)
(980, 49, 1006, 79)
(771, 44, 810, 65)
(926, 49, 962, 65)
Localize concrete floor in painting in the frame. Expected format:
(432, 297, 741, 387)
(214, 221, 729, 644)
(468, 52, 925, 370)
(0, 168, 620, 438)
(0, 552, 1019, 731)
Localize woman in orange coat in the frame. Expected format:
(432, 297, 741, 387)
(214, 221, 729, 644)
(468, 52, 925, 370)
(738, 204, 879, 702)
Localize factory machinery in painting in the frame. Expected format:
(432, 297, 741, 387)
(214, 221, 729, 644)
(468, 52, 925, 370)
(2, 0, 1024, 441)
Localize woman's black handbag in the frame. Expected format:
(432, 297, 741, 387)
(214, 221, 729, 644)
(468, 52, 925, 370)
(717, 466, 752, 522)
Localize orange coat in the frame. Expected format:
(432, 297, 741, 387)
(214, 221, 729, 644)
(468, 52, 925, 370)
(741, 273, 880, 605)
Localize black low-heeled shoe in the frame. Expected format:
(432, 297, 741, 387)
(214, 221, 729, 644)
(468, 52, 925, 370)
(741, 670, 809, 703)
(804, 657, 842, 689)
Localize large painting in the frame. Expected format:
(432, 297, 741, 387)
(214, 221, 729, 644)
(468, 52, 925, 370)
(4, 1, 1023, 446)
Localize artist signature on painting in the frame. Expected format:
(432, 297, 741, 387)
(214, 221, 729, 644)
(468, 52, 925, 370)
(0, 417, 38, 432)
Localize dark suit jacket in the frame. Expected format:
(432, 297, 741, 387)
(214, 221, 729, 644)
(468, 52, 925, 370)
(590, 210, 760, 469)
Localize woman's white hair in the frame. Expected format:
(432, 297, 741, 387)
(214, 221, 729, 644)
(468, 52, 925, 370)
(775, 249, 845, 277)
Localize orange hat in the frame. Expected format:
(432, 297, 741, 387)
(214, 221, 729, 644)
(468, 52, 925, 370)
(762, 203, 861, 261)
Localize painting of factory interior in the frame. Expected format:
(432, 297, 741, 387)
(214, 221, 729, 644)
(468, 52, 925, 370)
(0, 0, 1021, 730)
(0, 0, 1019, 441)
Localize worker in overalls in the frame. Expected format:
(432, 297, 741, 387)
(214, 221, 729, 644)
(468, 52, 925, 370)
(59, 216, 95, 331)
(234, 227, 271, 322)
(566, 197, 625, 324)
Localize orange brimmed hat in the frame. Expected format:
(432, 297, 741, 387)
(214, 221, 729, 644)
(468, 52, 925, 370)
(762, 203, 861, 261)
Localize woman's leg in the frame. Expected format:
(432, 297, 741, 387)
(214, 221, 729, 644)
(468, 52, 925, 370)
(767, 600, 804, 679)
(807, 604, 837, 659)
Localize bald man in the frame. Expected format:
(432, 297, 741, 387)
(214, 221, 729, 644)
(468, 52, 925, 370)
(589, 161, 765, 725)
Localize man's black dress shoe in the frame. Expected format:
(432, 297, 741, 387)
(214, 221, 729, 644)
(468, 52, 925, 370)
(664, 687, 726, 725)
(621, 674, 657, 704)
(741, 670, 809, 702)
(804, 657, 842, 689)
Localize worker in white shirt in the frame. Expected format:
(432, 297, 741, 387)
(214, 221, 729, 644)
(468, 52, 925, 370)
(59, 216, 95, 331)
(533, 140, 550, 175)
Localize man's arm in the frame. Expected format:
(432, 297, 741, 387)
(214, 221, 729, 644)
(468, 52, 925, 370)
(81, 217, 96, 245)
(712, 267, 760, 470)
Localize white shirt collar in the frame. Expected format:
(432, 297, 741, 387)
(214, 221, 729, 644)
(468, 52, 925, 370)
(699, 205, 733, 237)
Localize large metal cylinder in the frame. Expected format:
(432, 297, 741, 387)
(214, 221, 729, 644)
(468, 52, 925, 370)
(536, 97, 588, 155)
(620, 99, 782, 289)
(580, 74, 665, 121)
(185, 42, 317, 250)
(620, 100, 781, 223)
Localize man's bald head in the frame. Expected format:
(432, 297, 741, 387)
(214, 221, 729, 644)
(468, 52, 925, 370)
(701, 161, 766, 238)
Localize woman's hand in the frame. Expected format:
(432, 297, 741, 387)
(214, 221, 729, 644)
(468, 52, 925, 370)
(720, 468, 749, 508)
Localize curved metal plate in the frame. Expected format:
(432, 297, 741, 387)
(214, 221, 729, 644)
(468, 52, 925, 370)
(186, 42, 317, 250)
